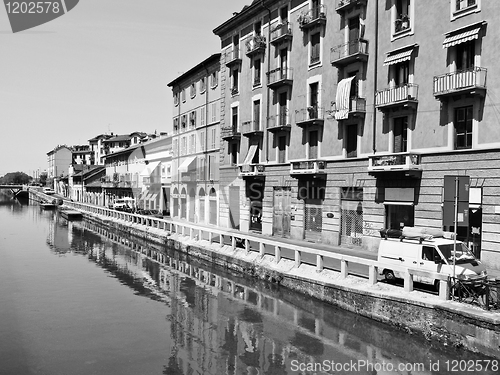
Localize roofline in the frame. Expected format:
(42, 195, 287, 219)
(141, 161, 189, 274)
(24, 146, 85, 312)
(167, 53, 221, 88)
(213, 1, 266, 36)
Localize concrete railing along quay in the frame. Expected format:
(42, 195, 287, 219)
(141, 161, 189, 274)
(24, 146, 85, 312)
(28, 190, 500, 357)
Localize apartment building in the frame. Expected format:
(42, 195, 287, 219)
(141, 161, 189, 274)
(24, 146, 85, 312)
(167, 54, 222, 225)
(213, 0, 500, 269)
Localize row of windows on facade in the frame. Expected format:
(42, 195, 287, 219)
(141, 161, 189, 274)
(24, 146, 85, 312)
(172, 129, 218, 157)
(173, 103, 219, 133)
(173, 71, 219, 106)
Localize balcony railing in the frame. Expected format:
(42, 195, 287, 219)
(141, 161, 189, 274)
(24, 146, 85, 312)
(368, 152, 422, 173)
(433, 67, 487, 98)
(270, 22, 292, 44)
(225, 46, 241, 67)
(332, 97, 366, 117)
(267, 67, 293, 89)
(297, 5, 326, 30)
(295, 107, 325, 127)
(241, 120, 263, 137)
(375, 84, 419, 110)
(267, 111, 291, 132)
(335, 0, 367, 13)
(239, 164, 265, 178)
(290, 160, 326, 176)
(245, 35, 266, 56)
(330, 39, 369, 67)
(221, 126, 241, 141)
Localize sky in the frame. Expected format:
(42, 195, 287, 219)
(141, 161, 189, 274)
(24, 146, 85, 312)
(0, 0, 252, 177)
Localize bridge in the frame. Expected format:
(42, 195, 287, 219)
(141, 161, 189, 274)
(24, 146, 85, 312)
(0, 184, 29, 198)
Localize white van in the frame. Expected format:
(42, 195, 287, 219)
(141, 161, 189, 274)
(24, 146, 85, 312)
(378, 228, 487, 288)
(112, 198, 136, 211)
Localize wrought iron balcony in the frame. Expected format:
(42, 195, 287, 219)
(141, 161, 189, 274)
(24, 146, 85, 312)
(267, 111, 291, 133)
(375, 84, 419, 110)
(221, 126, 241, 142)
(267, 67, 293, 89)
(290, 160, 326, 176)
(297, 5, 327, 30)
(332, 97, 366, 118)
(225, 46, 241, 67)
(330, 39, 369, 67)
(241, 120, 263, 138)
(245, 35, 266, 57)
(433, 67, 487, 98)
(295, 106, 325, 127)
(239, 164, 265, 178)
(368, 152, 422, 174)
(270, 22, 293, 45)
(335, 0, 367, 13)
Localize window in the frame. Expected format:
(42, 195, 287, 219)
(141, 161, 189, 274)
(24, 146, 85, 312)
(254, 21, 262, 36)
(211, 128, 217, 149)
(454, 106, 473, 149)
(253, 58, 261, 86)
(230, 142, 238, 165)
(190, 134, 196, 153)
(386, 204, 414, 230)
(456, 41, 475, 71)
(200, 77, 206, 93)
(345, 124, 357, 158)
(174, 92, 179, 106)
(200, 107, 205, 126)
(181, 115, 187, 131)
(181, 137, 187, 155)
(232, 106, 238, 132)
(190, 82, 196, 98)
(278, 135, 287, 163)
(209, 155, 216, 180)
(253, 100, 261, 129)
(394, 61, 409, 86)
(181, 89, 186, 102)
(173, 139, 178, 157)
(310, 32, 320, 65)
(309, 82, 319, 118)
(173, 118, 179, 134)
(200, 131, 205, 151)
(455, 0, 477, 12)
(189, 111, 196, 128)
(211, 71, 218, 88)
(395, 0, 411, 33)
(231, 68, 239, 95)
(393, 117, 408, 153)
(211, 102, 217, 123)
(308, 130, 318, 159)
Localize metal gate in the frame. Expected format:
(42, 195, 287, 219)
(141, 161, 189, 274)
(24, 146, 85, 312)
(340, 200, 363, 246)
(304, 199, 322, 242)
(273, 187, 291, 238)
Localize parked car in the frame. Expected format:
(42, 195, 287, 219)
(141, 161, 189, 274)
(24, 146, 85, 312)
(43, 187, 55, 195)
(112, 198, 136, 211)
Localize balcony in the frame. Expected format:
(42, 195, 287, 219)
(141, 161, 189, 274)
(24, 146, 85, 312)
(267, 111, 291, 133)
(332, 97, 366, 118)
(241, 120, 263, 138)
(433, 67, 487, 99)
(335, 0, 367, 13)
(375, 84, 418, 111)
(330, 39, 369, 67)
(245, 35, 266, 57)
(225, 46, 242, 67)
(221, 126, 241, 142)
(290, 160, 326, 176)
(270, 22, 292, 45)
(295, 107, 325, 128)
(239, 164, 265, 178)
(267, 67, 293, 89)
(297, 5, 327, 30)
(368, 152, 422, 175)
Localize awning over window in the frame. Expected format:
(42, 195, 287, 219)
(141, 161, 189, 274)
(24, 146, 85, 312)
(177, 156, 196, 173)
(443, 26, 481, 48)
(383, 48, 414, 66)
(149, 193, 158, 202)
(334, 76, 355, 120)
(243, 144, 258, 166)
(139, 161, 160, 176)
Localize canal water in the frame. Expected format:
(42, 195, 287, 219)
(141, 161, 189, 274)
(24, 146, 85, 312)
(0, 192, 498, 375)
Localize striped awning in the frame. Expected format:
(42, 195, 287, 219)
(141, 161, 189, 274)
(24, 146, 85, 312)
(383, 49, 414, 66)
(443, 27, 481, 48)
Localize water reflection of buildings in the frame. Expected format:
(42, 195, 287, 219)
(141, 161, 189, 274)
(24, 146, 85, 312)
(75, 221, 444, 375)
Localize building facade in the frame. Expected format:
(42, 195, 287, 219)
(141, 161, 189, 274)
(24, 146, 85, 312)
(168, 54, 222, 225)
(213, 0, 500, 269)
(47, 145, 72, 184)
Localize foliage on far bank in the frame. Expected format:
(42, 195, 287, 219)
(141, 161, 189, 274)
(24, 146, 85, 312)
(0, 171, 32, 184)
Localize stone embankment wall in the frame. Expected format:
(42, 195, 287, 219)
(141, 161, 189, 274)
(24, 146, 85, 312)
(82, 211, 500, 358)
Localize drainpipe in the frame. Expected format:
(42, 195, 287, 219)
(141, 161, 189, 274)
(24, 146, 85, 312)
(262, 0, 271, 162)
(372, 0, 379, 154)
(203, 63, 210, 212)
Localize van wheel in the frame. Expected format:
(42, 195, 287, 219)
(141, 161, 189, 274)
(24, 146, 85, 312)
(383, 270, 396, 283)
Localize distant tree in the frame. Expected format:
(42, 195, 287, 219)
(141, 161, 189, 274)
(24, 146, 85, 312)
(0, 171, 31, 184)
(39, 172, 48, 186)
